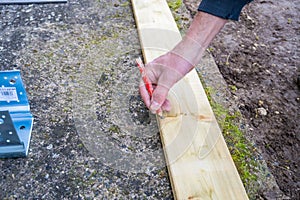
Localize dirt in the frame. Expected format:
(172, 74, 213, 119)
(184, 0, 299, 199)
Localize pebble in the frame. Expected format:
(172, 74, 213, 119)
(52, 153, 60, 158)
(46, 144, 53, 150)
(257, 107, 267, 116)
(45, 174, 49, 179)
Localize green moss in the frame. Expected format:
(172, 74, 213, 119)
(120, 2, 130, 7)
(109, 124, 120, 134)
(127, 146, 135, 152)
(167, 0, 183, 11)
(174, 15, 181, 23)
(204, 87, 258, 194)
(229, 84, 238, 92)
(207, 47, 215, 52)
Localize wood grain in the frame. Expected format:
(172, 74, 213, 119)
(131, 0, 248, 199)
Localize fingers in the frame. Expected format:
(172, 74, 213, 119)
(139, 80, 171, 115)
(149, 84, 169, 114)
(139, 80, 151, 108)
(138, 54, 184, 114)
(161, 99, 171, 112)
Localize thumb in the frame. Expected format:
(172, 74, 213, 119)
(149, 85, 169, 113)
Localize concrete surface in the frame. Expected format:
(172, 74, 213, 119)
(0, 1, 173, 199)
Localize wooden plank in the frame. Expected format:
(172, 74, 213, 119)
(131, 0, 249, 199)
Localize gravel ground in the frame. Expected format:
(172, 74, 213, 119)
(0, 0, 173, 199)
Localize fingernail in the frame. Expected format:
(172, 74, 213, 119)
(150, 101, 160, 113)
(157, 110, 164, 119)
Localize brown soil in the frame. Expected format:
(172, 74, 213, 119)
(184, 0, 299, 199)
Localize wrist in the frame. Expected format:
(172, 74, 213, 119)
(171, 35, 206, 69)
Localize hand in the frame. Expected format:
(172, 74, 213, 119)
(139, 12, 227, 114)
(139, 51, 194, 114)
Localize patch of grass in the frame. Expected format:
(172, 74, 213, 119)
(204, 87, 258, 188)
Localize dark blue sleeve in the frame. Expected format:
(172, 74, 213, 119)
(198, 0, 253, 21)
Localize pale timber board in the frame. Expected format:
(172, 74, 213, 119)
(131, 0, 248, 199)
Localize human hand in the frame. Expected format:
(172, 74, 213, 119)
(139, 51, 194, 114)
(139, 12, 227, 114)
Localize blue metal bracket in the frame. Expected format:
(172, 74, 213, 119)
(0, 70, 33, 158)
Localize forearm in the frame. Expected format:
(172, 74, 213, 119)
(143, 2, 252, 112)
(145, 12, 227, 113)
(171, 11, 227, 75)
(186, 11, 227, 48)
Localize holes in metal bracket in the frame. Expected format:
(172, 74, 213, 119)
(0, 115, 5, 124)
(9, 79, 16, 85)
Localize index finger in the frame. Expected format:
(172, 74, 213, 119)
(139, 80, 151, 108)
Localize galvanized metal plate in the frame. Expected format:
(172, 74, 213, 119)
(0, 0, 67, 4)
(0, 111, 25, 158)
(0, 111, 21, 145)
(0, 70, 33, 158)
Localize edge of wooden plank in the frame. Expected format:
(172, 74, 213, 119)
(131, 0, 249, 199)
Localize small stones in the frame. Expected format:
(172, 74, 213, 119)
(46, 144, 53, 150)
(45, 174, 49, 179)
(52, 153, 60, 158)
(257, 107, 267, 116)
(258, 100, 264, 106)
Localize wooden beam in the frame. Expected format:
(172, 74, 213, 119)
(131, 0, 248, 199)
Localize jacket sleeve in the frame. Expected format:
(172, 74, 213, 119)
(198, 0, 253, 21)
